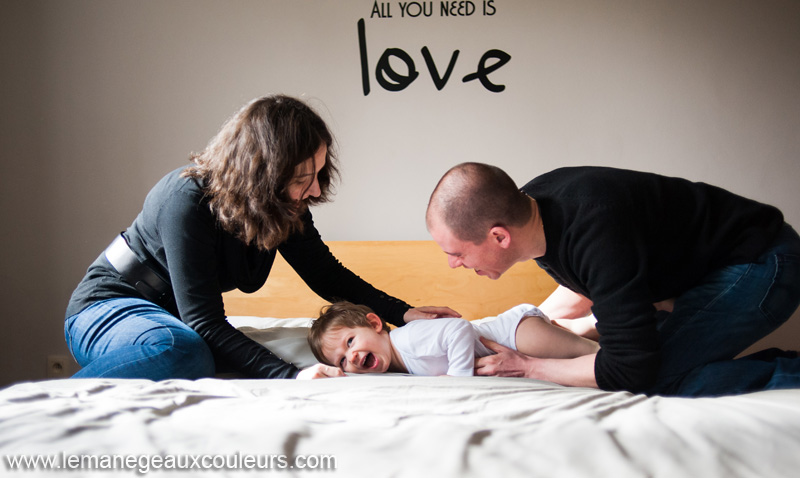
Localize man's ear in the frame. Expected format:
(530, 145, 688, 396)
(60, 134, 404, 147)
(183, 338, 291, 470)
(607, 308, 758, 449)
(488, 226, 512, 249)
(365, 313, 384, 332)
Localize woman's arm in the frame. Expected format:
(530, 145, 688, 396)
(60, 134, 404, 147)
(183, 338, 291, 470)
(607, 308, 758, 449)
(159, 190, 300, 379)
(280, 212, 459, 326)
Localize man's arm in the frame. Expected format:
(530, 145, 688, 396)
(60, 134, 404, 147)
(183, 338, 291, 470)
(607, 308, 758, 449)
(475, 337, 598, 388)
(540, 286, 599, 340)
(539, 285, 593, 319)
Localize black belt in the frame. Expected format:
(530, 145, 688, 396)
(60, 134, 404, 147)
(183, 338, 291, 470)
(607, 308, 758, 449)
(104, 234, 172, 304)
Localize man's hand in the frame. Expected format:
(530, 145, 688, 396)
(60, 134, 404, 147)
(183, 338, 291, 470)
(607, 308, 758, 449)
(474, 337, 533, 377)
(296, 363, 345, 380)
(404, 306, 461, 322)
(475, 337, 599, 388)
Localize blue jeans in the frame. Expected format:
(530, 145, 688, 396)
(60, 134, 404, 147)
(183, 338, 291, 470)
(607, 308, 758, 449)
(65, 298, 215, 380)
(648, 224, 800, 397)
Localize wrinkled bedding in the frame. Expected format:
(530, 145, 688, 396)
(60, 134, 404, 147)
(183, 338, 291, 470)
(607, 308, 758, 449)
(2, 317, 799, 477)
(3, 377, 800, 477)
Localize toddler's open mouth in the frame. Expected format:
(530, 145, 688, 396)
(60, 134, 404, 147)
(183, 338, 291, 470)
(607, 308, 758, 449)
(362, 352, 376, 369)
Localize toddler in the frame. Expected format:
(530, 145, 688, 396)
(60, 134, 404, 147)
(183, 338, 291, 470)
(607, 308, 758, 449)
(308, 301, 599, 376)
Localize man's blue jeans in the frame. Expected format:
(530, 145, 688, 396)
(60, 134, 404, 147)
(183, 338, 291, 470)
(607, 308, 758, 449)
(65, 298, 215, 380)
(648, 224, 800, 397)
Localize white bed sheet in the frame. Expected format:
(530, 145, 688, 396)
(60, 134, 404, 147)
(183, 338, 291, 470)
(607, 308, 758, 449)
(1, 317, 799, 478)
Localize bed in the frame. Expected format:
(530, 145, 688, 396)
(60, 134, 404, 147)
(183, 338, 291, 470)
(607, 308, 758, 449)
(2, 241, 800, 477)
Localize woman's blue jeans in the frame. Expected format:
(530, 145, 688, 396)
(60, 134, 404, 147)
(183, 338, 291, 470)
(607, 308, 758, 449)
(65, 298, 215, 380)
(648, 224, 800, 397)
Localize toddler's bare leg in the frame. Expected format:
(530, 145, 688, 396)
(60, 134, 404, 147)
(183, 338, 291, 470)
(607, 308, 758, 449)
(551, 315, 599, 341)
(515, 315, 600, 359)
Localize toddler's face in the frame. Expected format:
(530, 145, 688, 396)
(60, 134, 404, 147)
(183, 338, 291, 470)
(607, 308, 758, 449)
(321, 322, 393, 374)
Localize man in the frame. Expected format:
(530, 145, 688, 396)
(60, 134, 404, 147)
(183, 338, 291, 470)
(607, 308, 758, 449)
(426, 162, 800, 396)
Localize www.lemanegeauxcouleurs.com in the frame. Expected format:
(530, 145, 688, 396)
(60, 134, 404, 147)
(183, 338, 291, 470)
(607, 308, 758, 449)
(4, 452, 337, 474)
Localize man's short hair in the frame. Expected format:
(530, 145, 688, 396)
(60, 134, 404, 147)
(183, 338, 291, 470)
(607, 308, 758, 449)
(427, 162, 531, 243)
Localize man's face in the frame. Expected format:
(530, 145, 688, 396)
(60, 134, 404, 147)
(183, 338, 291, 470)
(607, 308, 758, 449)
(428, 218, 515, 280)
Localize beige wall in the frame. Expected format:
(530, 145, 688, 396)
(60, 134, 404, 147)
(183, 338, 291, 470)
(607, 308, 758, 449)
(2, 0, 798, 386)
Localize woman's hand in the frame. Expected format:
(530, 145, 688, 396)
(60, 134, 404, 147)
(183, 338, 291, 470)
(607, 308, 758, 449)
(404, 306, 461, 322)
(296, 363, 345, 379)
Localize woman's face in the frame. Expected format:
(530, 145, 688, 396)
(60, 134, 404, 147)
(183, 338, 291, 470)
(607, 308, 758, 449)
(287, 144, 327, 202)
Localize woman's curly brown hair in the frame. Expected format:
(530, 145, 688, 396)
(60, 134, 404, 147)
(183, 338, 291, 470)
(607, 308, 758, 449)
(183, 95, 339, 250)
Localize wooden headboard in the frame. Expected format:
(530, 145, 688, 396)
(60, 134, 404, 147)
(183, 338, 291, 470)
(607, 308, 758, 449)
(222, 241, 558, 320)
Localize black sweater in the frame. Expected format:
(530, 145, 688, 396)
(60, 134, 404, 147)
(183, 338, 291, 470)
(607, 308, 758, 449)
(523, 166, 784, 392)
(67, 167, 411, 378)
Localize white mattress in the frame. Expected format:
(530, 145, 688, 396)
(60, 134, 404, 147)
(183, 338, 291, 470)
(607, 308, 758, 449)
(1, 317, 799, 477)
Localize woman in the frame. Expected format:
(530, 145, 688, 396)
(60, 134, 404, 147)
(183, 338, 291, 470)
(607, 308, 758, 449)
(65, 95, 457, 380)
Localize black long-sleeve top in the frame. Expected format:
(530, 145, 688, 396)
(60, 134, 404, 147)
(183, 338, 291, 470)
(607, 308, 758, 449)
(67, 167, 411, 378)
(522, 167, 784, 393)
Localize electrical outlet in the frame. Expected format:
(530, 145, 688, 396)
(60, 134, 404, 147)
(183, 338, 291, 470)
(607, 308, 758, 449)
(46, 355, 71, 378)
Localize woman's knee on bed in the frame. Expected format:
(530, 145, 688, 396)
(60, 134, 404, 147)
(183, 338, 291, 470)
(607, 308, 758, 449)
(152, 327, 216, 379)
(72, 329, 215, 380)
(69, 316, 215, 379)
(131, 332, 215, 380)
